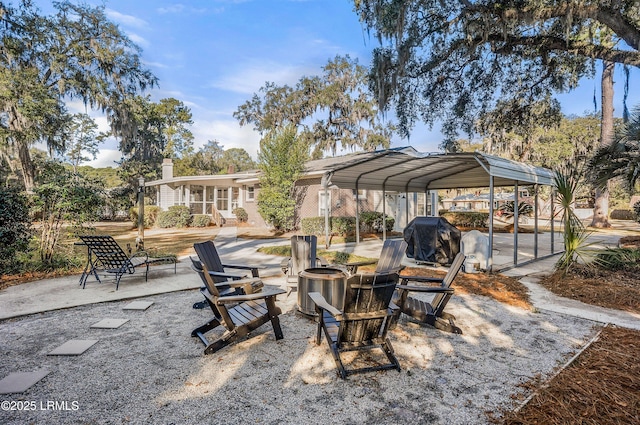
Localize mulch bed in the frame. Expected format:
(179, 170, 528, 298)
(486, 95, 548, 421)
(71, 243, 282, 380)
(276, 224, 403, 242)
(500, 326, 640, 425)
(538, 266, 640, 314)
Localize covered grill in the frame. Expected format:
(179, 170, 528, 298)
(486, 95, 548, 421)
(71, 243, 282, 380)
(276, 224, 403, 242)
(403, 217, 461, 265)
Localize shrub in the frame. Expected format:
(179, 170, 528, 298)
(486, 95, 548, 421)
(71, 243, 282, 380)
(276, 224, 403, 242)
(130, 205, 161, 228)
(156, 206, 192, 228)
(168, 205, 191, 228)
(0, 187, 32, 274)
(301, 216, 357, 236)
(596, 248, 640, 271)
(301, 217, 328, 235)
(331, 216, 356, 235)
(155, 211, 173, 228)
(498, 201, 533, 220)
(191, 214, 211, 227)
(634, 201, 640, 223)
(440, 212, 489, 228)
(610, 209, 635, 220)
(232, 207, 248, 223)
(359, 211, 394, 232)
(302, 215, 392, 235)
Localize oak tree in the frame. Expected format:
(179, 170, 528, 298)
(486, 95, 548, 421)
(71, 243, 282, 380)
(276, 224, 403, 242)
(0, 0, 157, 191)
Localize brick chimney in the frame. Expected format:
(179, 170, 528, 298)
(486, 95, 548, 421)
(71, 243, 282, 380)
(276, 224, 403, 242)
(162, 158, 173, 180)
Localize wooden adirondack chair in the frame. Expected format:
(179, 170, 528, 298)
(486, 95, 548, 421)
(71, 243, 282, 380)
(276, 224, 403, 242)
(392, 252, 466, 334)
(190, 257, 263, 317)
(190, 261, 286, 355)
(309, 272, 401, 379)
(280, 235, 328, 295)
(344, 239, 408, 275)
(192, 240, 263, 309)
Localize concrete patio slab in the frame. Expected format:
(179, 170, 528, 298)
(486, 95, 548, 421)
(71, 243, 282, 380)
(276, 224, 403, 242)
(0, 370, 50, 394)
(47, 339, 99, 356)
(90, 319, 129, 329)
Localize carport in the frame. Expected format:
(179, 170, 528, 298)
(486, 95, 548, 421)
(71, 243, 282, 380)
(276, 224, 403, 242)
(319, 147, 559, 272)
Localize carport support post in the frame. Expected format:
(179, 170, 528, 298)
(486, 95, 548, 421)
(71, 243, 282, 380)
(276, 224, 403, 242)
(137, 176, 145, 251)
(514, 181, 519, 266)
(324, 184, 330, 249)
(355, 182, 360, 244)
(382, 186, 387, 241)
(551, 189, 555, 253)
(488, 176, 494, 272)
(534, 184, 539, 258)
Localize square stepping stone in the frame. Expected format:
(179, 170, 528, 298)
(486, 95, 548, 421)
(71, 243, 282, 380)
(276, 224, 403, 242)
(48, 339, 99, 356)
(122, 301, 154, 311)
(0, 370, 50, 394)
(90, 318, 129, 329)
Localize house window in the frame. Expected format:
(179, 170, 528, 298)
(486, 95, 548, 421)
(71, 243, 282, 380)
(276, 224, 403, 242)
(417, 193, 426, 216)
(352, 189, 366, 199)
(205, 186, 216, 215)
(217, 188, 229, 211)
(246, 185, 255, 201)
(177, 185, 186, 206)
(319, 191, 331, 216)
(190, 185, 203, 214)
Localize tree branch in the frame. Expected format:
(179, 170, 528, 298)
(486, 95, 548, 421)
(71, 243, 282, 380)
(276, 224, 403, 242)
(461, 2, 640, 53)
(479, 33, 640, 66)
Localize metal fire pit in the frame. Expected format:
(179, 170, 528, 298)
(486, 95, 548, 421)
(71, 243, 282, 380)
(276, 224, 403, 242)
(297, 267, 347, 317)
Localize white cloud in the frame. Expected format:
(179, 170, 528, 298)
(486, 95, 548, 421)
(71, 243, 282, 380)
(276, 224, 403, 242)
(209, 61, 317, 94)
(63, 100, 112, 134)
(126, 32, 150, 48)
(157, 4, 185, 14)
(192, 119, 261, 159)
(157, 4, 209, 14)
(142, 60, 169, 69)
(83, 149, 122, 168)
(105, 9, 148, 29)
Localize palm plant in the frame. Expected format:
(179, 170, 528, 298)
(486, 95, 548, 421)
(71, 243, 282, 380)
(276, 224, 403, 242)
(554, 169, 596, 273)
(589, 105, 640, 193)
(497, 201, 533, 222)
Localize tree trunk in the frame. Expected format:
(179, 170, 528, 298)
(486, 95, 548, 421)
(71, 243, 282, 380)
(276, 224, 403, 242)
(16, 140, 35, 193)
(590, 60, 615, 228)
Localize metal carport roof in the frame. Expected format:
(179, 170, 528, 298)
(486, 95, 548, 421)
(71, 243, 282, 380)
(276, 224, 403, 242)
(318, 147, 554, 191)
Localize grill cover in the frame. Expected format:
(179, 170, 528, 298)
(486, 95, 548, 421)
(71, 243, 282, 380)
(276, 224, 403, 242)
(403, 217, 461, 265)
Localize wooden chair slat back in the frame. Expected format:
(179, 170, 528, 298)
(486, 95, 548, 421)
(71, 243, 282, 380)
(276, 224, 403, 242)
(375, 239, 408, 274)
(341, 273, 398, 343)
(199, 263, 235, 330)
(431, 252, 465, 310)
(194, 241, 226, 282)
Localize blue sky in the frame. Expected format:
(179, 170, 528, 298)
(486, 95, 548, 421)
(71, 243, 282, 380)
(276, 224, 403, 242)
(31, 0, 640, 168)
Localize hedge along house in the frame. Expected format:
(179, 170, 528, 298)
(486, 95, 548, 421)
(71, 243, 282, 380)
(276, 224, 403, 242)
(305, 146, 557, 272)
(145, 159, 265, 227)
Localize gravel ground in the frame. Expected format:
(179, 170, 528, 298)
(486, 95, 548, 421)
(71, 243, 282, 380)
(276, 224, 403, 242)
(0, 280, 599, 425)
